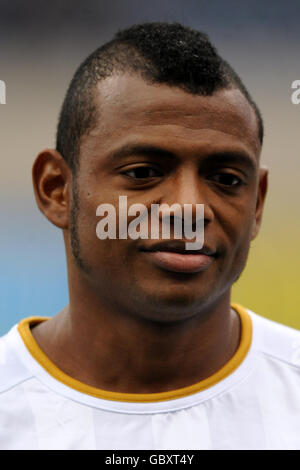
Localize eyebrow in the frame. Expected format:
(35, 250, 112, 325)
(107, 143, 257, 173)
(200, 151, 257, 174)
(107, 144, 175, 162)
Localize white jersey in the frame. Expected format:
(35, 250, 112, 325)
(1, 303, 300, 450)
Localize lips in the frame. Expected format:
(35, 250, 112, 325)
(140, 240, 217, 273)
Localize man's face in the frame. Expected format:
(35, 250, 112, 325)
(69, 73, 267, 322)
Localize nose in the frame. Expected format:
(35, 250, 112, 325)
(159, 166, 214, 227)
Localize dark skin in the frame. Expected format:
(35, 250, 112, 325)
(31, 73, 268, 394)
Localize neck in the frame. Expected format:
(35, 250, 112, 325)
(31, 275, 241, 394)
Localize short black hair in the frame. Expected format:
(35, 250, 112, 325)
(56, 22, 264, 173)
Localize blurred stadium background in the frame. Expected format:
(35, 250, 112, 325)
(0, 0, 299, 334)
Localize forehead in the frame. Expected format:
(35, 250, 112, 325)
(81, 73, 261, 164)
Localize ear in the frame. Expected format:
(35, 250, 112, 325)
(32, 149, 72, 229)
(251, 166, 268, 240)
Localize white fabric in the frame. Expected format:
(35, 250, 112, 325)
(0, 309, 300, 450)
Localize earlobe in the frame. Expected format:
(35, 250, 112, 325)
(32, 149, 71, 229)
(250, 167, 268, 241)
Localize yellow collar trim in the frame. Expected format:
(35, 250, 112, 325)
(17, 303, 252, 403)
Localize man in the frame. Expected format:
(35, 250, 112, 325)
(1, 22, 300, 450)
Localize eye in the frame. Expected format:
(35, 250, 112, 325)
(122, 166, 163, 179)
(209, 173, 244, 187)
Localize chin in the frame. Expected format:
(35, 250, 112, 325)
(134, 284, 212, 322)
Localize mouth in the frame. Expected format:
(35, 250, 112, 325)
(140, 240, 217, 273)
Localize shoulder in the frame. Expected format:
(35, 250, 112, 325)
(247, 308, 300, 369)
(0, 322, 33, 394)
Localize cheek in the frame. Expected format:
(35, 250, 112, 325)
(76, 200, 136, 274)
(221, 194, 257, 242)
(224, 221, 254, 281)
(216, 201, 256, 269)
